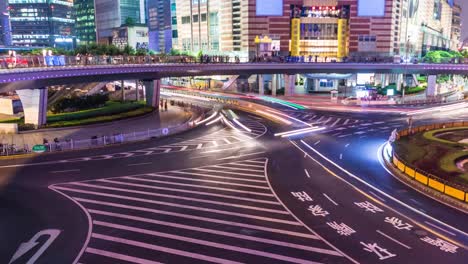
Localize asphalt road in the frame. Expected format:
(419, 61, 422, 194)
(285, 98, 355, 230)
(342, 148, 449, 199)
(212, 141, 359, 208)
(0, 106, 466, 264)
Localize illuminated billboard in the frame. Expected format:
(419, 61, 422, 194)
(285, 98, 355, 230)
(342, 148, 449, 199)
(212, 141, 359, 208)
(357, 0, 385, 17)
(256, 0, 283, 16)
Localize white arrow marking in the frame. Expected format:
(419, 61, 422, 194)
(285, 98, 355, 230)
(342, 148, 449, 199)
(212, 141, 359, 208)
(9, 229, 61, 264)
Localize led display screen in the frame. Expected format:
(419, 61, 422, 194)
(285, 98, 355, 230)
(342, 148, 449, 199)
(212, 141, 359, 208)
(357, 0, 385, 17)
(256, 0, 283, 16)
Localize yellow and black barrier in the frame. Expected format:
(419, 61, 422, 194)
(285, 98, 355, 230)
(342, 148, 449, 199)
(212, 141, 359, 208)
(391, 121, 468, 203)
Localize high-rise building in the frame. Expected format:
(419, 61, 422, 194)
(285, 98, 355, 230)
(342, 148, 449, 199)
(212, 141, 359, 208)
(95, 0, 146, 43)
(450, 3, 462, 50)
(8, 0, 76, 48)
(172, 0, 301, 59)
(0, 0, 11, 47)
(148, 0, 172, 53)
(75, 0, 96, 45)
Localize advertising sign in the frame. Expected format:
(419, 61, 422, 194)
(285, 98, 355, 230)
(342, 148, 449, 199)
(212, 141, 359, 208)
(358, 0, 385, 17)
(256, 0, 283, 16)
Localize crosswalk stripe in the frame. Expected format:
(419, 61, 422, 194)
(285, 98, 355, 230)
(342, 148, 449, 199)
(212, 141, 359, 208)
(180, 146, 188, 151)
(323, 117, 333, 125)
(190, 168, 264, 178)
(55, 186, 297, 224)
(343, 119, 350, 125)
(164, 148, 171, 153)
(212, 141, 218, 147)
(242, 160, 266, 165)
(92, 233, 242, 264)
(124, 177, 275, 197)
(196, 144, 203, 149)
(74, 197, 314, 238)
(71, 182, 285, 214)
(173, 170, 266, 182)
(223, 138, 232, 144)
(331, 118, 341, 127)
(89, 209, 336, 255)
(85, 247, 163, 264)
(94, 221, 325, 264)
(148, 173, 269, 189)
(316, 116, 325, 122)
(100, 179, 281, 205)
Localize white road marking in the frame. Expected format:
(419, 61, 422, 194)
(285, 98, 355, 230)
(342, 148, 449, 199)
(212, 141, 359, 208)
(323, 193, 339, 206)
(180, 146, 188, 151)
(369, 191, 386, 202)
(75, 197, 316, 239)
(223, 138, 232, 144)
(127, 162, 152, 167)
(124, 176, 275, 197)
(196, 144, 203, 149)
(376, 230, 411, 249)
(54, 186, 295, 224)
(338, 134, 352, 138)
(94, 222, 324, 264)
(304, 169, 311, 178)
(345, 144, 350, 148)
(147, 173, 269, 189)
(212, 141, 219, 147)
(89, 209, 337, 255)
(189, 168, 264, 178)
(164, 148, 172, 153)
(50, 169, 80, 173)
(314, 140, 321, 146)
(344, 119, 351, 125)
(100, 179, 280, 205)
(331, 118, 341, 127)
(339, 154, 343, 160)
(85, 247, 163, 264)
(217, 151, 266, 161)
(72, 182, 283, 214)
(424, 221, 457, 236)
(92, 233, 242, 264)
(230, 162, 264, 168)
(211, 165, 264, 173)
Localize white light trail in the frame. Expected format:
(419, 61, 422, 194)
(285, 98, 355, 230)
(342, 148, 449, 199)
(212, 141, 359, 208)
(195, 111, 218, 125)
(256, 110, 292, 125)
(265, 109, 312, 127)
(206, 115, 223, 126)
(405, 102, 468, 116)
(279, 127, 325, 137)
(233, 118, 252, 132)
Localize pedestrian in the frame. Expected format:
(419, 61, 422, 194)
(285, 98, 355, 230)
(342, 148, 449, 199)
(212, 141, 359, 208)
(164, 100, 168, 111)
(325, 56, 327, 62)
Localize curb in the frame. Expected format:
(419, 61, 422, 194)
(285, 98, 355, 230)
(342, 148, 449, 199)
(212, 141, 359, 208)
(381, 148, 468, 213)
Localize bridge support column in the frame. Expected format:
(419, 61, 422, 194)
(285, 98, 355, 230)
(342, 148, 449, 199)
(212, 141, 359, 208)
(271, 74, 279, 96)
(427, 75, 437, 96)
(121, 80, 125, 101)
(143, 79, 161, 108)
(135, 80, 140, 101)
(16, 88, 48, 128)
(284, 74, 295, 96)
(258, 75, 264, 95)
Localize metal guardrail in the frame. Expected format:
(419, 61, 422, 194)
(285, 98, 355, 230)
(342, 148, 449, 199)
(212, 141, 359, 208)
(392, 121, 468, 202)
(0, 105, 206, 157)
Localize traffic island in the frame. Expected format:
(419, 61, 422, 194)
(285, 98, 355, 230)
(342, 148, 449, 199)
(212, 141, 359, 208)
(387, 122, 468, 206)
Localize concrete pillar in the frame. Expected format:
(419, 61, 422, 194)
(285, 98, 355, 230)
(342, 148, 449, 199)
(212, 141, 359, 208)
(121, 80, 125, 101)
(284, 74, 295, 96)
(258, 74, 264, 95)
(427, 75, 437, 96)
(16, 88, 48, 127)
(271, 74, 278, 96)
(135, 80, 140, 101)
(143, 79, 161, 108)
(395, 74, 403, 91)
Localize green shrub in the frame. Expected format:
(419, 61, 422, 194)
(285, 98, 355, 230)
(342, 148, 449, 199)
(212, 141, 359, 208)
(51, 93, 109, 113)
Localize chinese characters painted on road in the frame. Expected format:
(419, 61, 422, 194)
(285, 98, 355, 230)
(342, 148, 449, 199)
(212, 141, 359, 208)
(354, 201, 384, 213)
(291, 191, 313, 202)
(360, 242, 396, 260)
(384, 217, 413, 231)
(327, 222, 356, 236)
(421, 236, 458, 253)
(308, 205, 329, 217)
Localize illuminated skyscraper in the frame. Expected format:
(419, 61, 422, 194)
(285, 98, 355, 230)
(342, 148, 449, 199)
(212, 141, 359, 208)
(75, 0, 96, 45)
(8, 0, 76, 48)
(0, 0, 11, 47)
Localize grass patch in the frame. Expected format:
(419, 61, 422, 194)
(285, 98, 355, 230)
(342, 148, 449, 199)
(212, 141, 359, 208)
(45, 106, 154, 128)
(47, 101, 146, 123)
(394, 127, 468, 187)
(423, 127, 468, 146)
(0, 101, 153, 129)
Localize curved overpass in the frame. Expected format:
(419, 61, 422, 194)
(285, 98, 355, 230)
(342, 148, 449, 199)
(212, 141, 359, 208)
(0, 63, 467, 92)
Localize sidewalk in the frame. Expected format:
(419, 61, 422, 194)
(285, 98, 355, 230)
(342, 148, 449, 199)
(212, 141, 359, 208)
(0, 106, 192, 148)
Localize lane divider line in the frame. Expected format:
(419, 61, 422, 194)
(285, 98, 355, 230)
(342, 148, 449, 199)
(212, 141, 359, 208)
(376, 230, 412, 250)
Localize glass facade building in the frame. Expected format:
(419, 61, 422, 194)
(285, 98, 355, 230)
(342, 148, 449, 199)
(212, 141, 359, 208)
(0, 0, 11, 47)
(95, 0, 146, 42)
(148, 0, 172, 53)
(8, 0, 76, 48)
(75, 0, 96, 45)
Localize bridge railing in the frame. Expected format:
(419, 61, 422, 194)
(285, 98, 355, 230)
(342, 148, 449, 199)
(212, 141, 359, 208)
(1, 54, 468, 70)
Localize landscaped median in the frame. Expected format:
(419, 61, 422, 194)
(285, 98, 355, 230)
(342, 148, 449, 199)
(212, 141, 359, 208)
(0, 101, 154, 130)
(389, 122, 468, 204)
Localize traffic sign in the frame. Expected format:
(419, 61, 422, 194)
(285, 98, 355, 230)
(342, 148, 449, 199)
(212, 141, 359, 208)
(32, 145, 47, 153)
(162, 128, 169, 135)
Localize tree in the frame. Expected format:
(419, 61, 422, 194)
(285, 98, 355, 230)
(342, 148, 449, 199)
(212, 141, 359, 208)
(124, 17, 136, 27)
(122, 45, 136, 55)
